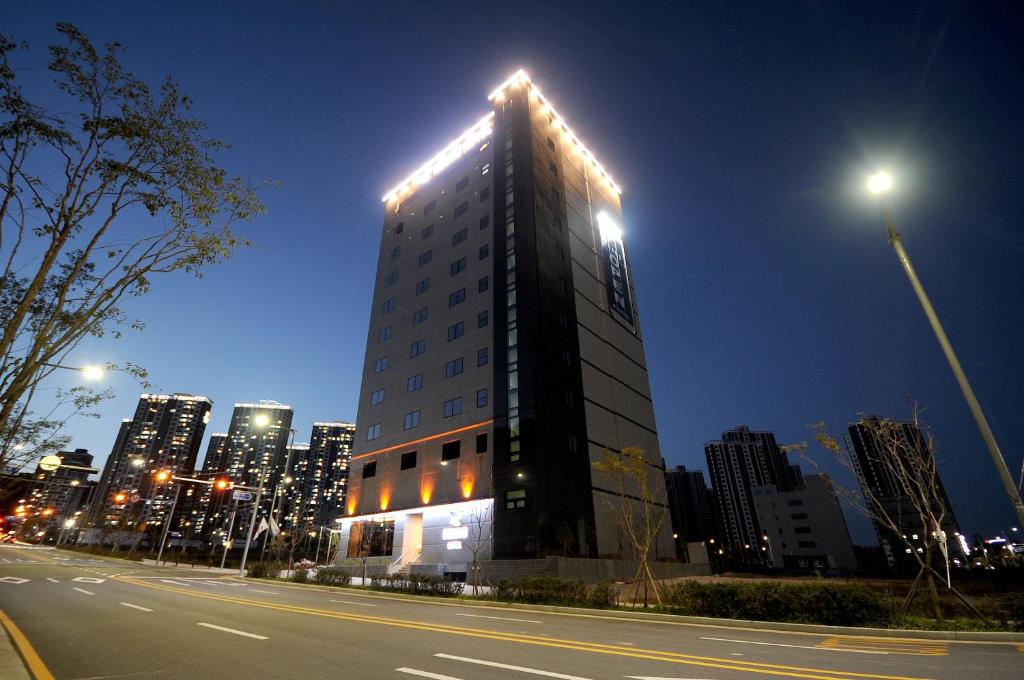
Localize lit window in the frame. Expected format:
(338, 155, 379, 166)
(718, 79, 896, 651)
(506, 489, 526, 509)
(481, 163, 490, 176)
(366, 424, 381, 441)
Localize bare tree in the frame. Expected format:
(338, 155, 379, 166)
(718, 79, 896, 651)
(464, 505, 492, 595)
(814, 410, 984, 621)
(592, 447, 667, 607)
(0, 24, 267, 470)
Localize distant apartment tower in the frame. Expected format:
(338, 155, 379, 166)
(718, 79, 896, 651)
(665, 465, 715, 544)
(752, 473, 857, 571)
(221, 401, 294, 524)
(286, 422, 356, 529)
(29, 448, 94, 528)
(341, 70, 670, 573)
(705, 426, 804, 564)
(846, 417, 964, 571)
(182, 433, 229, 538)
(96, 394, 212, 527)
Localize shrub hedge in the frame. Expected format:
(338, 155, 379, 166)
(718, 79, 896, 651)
(661, 580, 889, 627)
(314, 567, 352, 587)
(491, 576, 618, 609)
(369, 574, 464, 597)
(246, 561, 278, 579)
(291, 567, 309, 583)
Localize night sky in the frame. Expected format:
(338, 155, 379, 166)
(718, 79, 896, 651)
(7, 2, 1023, 542)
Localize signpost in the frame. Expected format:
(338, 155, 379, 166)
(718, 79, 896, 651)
(232, 490, 253, 502)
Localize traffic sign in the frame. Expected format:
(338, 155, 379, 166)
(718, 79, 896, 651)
(232, 490, 253, 501)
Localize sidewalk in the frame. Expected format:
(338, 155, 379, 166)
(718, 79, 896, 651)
(139, 559, 237, 574)
(0, 612, 35, 680)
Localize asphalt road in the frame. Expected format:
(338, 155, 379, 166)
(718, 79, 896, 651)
(1, 544, 1021, 680)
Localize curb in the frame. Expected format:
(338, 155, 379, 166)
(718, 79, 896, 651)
(241, 577, 1024, 643)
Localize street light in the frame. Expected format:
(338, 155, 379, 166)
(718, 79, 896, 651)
(866, 170, 1024, 526)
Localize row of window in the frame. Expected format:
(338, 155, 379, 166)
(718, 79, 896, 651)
(365, 388, 489, 440)
(372, 311, 488, 375)
(369, 349, 489, 407)
(362, 434, 489, 479)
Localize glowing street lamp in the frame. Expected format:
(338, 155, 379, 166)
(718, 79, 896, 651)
(253, 413, 270, 428)
(865, 170, 1024, 526)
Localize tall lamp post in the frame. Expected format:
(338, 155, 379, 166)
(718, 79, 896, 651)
(866, 170, 1024, 526)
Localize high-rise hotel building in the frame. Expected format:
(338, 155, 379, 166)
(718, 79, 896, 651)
(341, 70, 670, 572)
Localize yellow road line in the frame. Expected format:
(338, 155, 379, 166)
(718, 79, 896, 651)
(0, 608, 56, 680)
(118, 576, 929, 680)
(817, 637, 947, 656)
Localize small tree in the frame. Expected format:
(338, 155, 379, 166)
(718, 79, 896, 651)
(592, 447, 667, 607)
(464, 505, 492, 595)
(814, 409, 984, 621)
(0, 24, 267, 470)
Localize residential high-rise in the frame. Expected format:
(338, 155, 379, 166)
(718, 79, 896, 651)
(183, 433, 229, 538)
(95, 394, 212, 530)
(665, 465, 715, 546)
(705, 426, 804, 564)
(285, 422, 356, 530)
(28, 448, 94, 531)
(846, 417, 964, 571)
(220, 401, 294, 528)
(341, 70, 671, 574)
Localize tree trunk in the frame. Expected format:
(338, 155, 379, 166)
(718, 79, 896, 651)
(924, 547, 943, 621)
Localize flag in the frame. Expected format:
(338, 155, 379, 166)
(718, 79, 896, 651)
(269, 517, 281, 537)
(254, 517, 269, 537)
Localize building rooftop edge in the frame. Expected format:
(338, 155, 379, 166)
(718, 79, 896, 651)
(381, 68, 621, 204)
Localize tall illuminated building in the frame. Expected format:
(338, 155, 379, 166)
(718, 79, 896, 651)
(285, 422, 356, 529)
(184, 433, 229, 538)
(221, 401, 294, 525)
(96, 393, 212, 528)
(341, 70, 670, 573)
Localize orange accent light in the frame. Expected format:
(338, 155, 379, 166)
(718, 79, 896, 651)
(155, 470, 171, 482)
(460, 477, 474, 499)
(420, 480, 434, 505)
(214, 478, 230, 490)
(113, 493, 127, 503)
(353, 420, 493, 460)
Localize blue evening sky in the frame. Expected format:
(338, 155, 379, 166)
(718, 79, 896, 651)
(7, 2, 1023, 542)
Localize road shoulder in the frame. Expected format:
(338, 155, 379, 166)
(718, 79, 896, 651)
(0, 608, 52, 680)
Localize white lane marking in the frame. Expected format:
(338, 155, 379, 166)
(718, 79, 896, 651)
(331, 599, 377, 607)
(699, 636, 888, 655)
(73, 587, 95, 595)
(249, 589, 279, 595)
(0, 576, 29, 584)
(196, 622, 268, 640)
(397, 669, 464, 680)
(435, 654, 592, 679)
(73, 576, 106, 584)
(46, 578, 60, 583)
(615, 641, 636, 646)
(160, 579, 190, 586)
(454, 613, 542, 624)
(120, 602, 154, 612)
(0, 558, 10, 563)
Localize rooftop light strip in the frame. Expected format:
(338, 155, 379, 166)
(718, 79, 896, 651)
(488, 69, 622, 195)
(381, 112, 495, 203)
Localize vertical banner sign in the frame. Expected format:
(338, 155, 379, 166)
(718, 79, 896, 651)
(596, 212, 635, 326)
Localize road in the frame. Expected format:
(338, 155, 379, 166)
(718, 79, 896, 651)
(0, 544, 1021, 680)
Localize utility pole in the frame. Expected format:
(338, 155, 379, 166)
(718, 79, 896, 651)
(155, 485, 182, 565)
(238, 465, 267, 577)
(220, 500, 237, 570)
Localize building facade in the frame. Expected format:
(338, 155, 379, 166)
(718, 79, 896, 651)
(25, 448, 94, 534)
(846, 417, 965, 571)
(340, 70, 670, 574)
(752, 473, 857, 572)
(705, 426, 804, 565)
(181, 433, 229, 539)
(94, 394, 212, 532)
(665, 465, 715, 545)
(285, 422, 356, 529)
